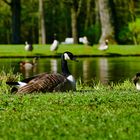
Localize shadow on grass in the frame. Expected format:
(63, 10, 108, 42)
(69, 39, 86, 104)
(76, 90, 95, 93)
(106, 53, 122, 56)
(34, 53, 61, 58)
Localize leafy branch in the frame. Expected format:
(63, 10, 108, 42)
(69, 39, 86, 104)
(2, 0, 11, 6)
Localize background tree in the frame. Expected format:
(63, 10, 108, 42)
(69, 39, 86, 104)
(0, 0, 140, 44)
(38, 0, 46, 44)
(63, 0, 83, 44)
(2, 0, 21, 44)
(129, 0, 137, 44)
(82, 0, 100, 44)
(21, 0, 38, 44)
(98, 0, 116, 44)
(0, 1, 11, 43)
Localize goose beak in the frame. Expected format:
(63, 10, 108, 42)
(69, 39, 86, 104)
(72, 57, 79, 62)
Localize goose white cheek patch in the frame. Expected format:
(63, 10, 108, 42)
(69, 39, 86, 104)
(64, 53, 70, 60)
(136, 82, 140, 90)
(67, 75, 75, 82)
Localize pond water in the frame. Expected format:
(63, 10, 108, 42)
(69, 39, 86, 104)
(0, 56, 140, 85)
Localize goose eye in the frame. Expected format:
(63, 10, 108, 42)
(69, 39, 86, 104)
(136, 73, 140, 77)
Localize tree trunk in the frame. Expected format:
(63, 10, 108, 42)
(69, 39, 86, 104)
(38, 0, 46, 44)
(129, 0, 137, 45)
(95, 0, 100, 25)
(84, 0, 91, 31)
(11, 0, 21, 44)
(71, 7, 78, 44)
(98, 0, 116, 44)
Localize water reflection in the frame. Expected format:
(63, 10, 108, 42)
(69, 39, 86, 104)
(50, 59, 58, 73)
(83, 60, 92, 82)
(1, 57, 140, 85)
(19, 64, 38, 78)
(82, 58, 109, 84)
(98, 58, 109, 84)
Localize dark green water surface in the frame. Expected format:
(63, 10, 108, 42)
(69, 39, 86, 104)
(0, 56, 140, 85)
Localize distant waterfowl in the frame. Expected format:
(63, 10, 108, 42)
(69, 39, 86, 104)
(6, 52, 77, 94)
(50, 34, 59, 52)
(98, 39, 109, 51)
(19, 57, 39, 78)
(25, 41, 33, 51)
(50, 40, 59, 51)
(82, 36, 89, 46)
(79, 36, 89, 45)
(19, 56, 39, 70)
(132, 72, 140, 90)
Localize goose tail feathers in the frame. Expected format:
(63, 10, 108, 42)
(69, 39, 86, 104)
(6, 81, 27, 87)
(6, 82, 20, 86)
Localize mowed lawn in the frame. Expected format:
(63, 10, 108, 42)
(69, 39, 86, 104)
(0, 44, 140, 57)
(0, 80, 140, 140)
(0, 44, 140, 139)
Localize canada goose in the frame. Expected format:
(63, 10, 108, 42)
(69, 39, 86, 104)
(19, 56, 39, 70)
(50, 34, 59, 52)
(6, 52, 77, 94)
(25, 41, 33, 51)
(98, 39, 109, 51)
(132, 72, 140, 90)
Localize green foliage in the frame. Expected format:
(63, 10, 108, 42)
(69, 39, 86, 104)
(118, 26, 133, 44)
(0, 69, 22, 94)
(21, 0, 38, 43)
(85, 24, 101, 45)
(0, 78, 140, 139)
(129, 18, 140, 44)
(0, 1, 11, 43)
(0, 0, 139, 44)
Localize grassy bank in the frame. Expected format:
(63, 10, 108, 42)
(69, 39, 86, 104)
(0, 79, 140, 140)
(0, 44, 140, 57)
(0, 45, 140, 140)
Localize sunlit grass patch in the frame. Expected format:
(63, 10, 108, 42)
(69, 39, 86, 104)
(0, 69, 136, 95)
(0, 44, 140, 57)
(0, 69, 22, 94)
(0, 70, 140, 139)
(77, 78, 136, 93)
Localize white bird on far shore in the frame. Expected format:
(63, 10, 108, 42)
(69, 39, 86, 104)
(98, 39, 109, 51)
(50, 40, 59, 52)
(50, 34, 59, 52)
(25, 41, 33, 51)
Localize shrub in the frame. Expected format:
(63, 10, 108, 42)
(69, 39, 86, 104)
(117, 26, 133, 44)
(129, 18, 140, 44)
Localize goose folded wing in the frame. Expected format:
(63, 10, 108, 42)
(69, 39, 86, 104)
(17, 73, 67, 94)
(21, 72, 48, 83)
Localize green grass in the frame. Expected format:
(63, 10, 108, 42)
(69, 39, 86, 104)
(0, 44, 140, 57)
(0, 45, 140, 139)
(0, 78, 140, 140)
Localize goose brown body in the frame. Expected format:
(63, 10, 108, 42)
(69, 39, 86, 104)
(17, 73, 73, 94)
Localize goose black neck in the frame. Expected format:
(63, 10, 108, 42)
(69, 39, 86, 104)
(61, 55, 71, 77)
